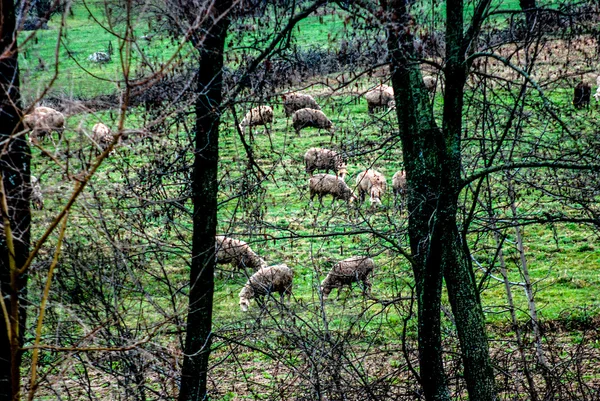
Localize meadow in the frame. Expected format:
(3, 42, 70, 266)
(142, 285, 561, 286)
(18, 1, 600, 399)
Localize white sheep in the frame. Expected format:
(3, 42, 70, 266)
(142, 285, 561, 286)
(320, 256, 376, 299)
(364, 84, 394, 114)
(304, 147, 347, 180)
(292, 108, 334, 136)
(92, 123, 113, 149)
(23, 106, 65, 144)
(308, 174, 356, 205)
(594, 75, 600, 102)
(239, 105, 273, 140)
(215, 236, 267, 274)
(392, 170, 407, 207)
(356, 169, 387, 207)
(282, 93, 321, 117)
(239, 264, 293, 311)
(423, 75, 436, 92)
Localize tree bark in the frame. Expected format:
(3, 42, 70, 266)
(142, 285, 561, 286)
(178, 4, 231, 401)
(384, 0, 496, 399)
(0, 1, 31, 399)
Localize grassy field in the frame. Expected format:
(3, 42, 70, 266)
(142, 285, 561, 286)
(20, 1, 600, 399)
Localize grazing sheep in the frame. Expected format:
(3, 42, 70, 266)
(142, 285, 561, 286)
(239, 264, 293, 311)
(573, 81, 591, 109)
(283, 93, 321, 117)
(216, 236, 267, 273)
(292, 108, 334, 136)
(321, 256, 376, 299)
(308, 174, 356, 205)
(23, 106, 65, 143)
(392, 170, 407, 208)
(239, 105, 273, 140)
(593, 75, 600, 103)
(423, 75, 436, 92)
(304, 147, 347, 179)
(30, 175, 43, 210)
(88, 51, 111, 63)
(356, 169, 387, 207)
(365, 84, 394, 114)
(92, 123, 113, 149)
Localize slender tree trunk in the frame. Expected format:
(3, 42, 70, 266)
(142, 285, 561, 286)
(0, 1, 31, 400)
(178, 4, 231, 401)
(384, 1, 451, 399)
(442, 0, 496, 399)
(519, 0, 537, 30)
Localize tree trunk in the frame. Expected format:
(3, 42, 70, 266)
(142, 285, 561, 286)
(0, 1, 31, 399)
(384, 0, 451, 399)
(384, 0, 497, 399)
(178, 5, 231, 401)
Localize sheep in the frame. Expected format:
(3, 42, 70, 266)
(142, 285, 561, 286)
(30, 175, 43, 210)
(88, 51, 111, 63)
(215, 236, 267, 274)
(304, 147, 347, 180)
(282, 93, 321, 117)
(573, 81, 591, 109)
(392, 170, 407, 208)
(365, 84, 394, 114)
(23, 106, 65, 143)
(308, 174, 356, 205)
(239, 105, 273, 140)
(292, 108, 334, 136)
(593, 75, 600, 103)
(423, 75, 436, 92)
(91, 122, 113, 149)
(320, 256, 376, 299)
(356, 169, 387, 207)
(239, 264, 293, 311)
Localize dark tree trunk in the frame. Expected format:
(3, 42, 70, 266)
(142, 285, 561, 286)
(519, 0, 537, 30)
(384, 0, 496, 399)
(384, 0, 451, 399)
(178, 4, 231, 401)
(0, 0, 31, 400)
(443, 1, 496, 399)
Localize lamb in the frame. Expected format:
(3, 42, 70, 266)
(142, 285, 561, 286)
(292, 108, 334, 136)
(23, 106, 65, 143)
(304, 147, 347, 180)
(239, 105, 274, 140)
(320, 256, 376, 299)
(308, 174, 357, 205)
(573, 81, 591, 109)
(92, 122, 113, 149)
(392, 170, 407, 208)
(215, 236, 267, 274)
(364, 84, 394, 114)
(30, 175, 43, 210)
(356, 169, 387, 207)
(282, 93, 321, 117)
(423, 75, 436, 92)
(239, 264, 293, 311)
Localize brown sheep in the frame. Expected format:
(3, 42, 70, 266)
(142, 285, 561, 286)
(282, 93, 321, 117)
(308, 174, 356, 205)
(92, 122, 113, 149)
(365, 84, 394, 114)
(304, 147, 347, 180)
(392, 170, 407, 207)
(215, 236, 267, 274)
(23, 106, 65, 143)
(239, 264, 293, 311)
(355, 169, 387, 207)
(31, 175, 43, 210)
(320, 256, 376, 299)
(573, 81, 591, 109)
(292, 108, 334, 136)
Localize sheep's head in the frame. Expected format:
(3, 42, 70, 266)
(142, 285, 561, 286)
(239, 296, 250, 312)
(320, 285, 332, 299)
